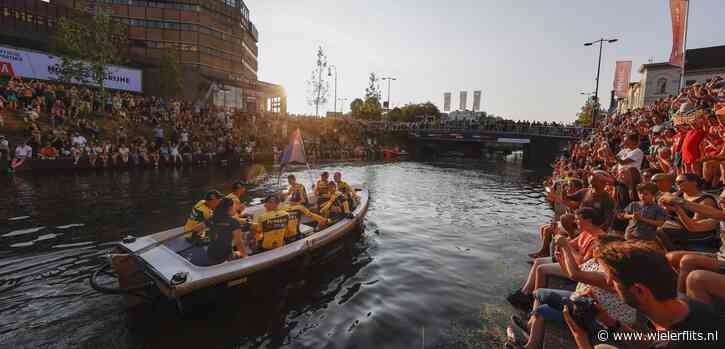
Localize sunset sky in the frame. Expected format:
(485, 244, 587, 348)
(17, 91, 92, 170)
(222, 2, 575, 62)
(247, 0, 725, 122)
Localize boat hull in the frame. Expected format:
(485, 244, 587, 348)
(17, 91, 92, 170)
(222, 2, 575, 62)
(108, 187, 370, 304)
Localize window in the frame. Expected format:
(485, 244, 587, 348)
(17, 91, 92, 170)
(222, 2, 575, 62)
(656, 77, 667, 95)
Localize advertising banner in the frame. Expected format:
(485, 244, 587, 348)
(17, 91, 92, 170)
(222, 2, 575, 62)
(669, 0, 688, 67)
(0, 45, 143, 92)
(459, 91, 467, 111)
(473, 90, 482, 111)
(443, 92, 451, 112)
(613, 61, 632, 98)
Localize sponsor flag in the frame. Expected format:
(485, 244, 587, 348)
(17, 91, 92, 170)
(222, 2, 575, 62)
(613, 61, 632, 98)
(473, 90, 482, 111)
(669, 0, 688, 67)
(459, 91, 467, 110)
(443, 92, 451, 112)
(279, 129, 307, 174)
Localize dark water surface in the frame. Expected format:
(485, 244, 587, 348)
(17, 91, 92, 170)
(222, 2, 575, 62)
(0, 161, 552, 348)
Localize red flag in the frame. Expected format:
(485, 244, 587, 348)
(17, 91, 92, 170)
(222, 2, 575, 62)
(669, 0, 688, 67)
(613, 61, 632, 99)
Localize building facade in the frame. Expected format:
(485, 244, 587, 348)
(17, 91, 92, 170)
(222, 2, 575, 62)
(0, 0, 285, 112)
(616, 45, 725, 112)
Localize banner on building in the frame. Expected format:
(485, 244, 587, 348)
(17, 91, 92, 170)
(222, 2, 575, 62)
(669, 0, 688, 67)
(459, 91, 467, 110)
(613, 61, 632, 98)
(472, 90, 482, 111)
(443, 92, 451, 112)
(0, 45, 143, 92)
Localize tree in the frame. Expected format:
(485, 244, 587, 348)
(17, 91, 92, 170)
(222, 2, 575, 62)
(361, 96, 382, 120)
(159, 49, 183, 98)
(306, 46, 329, 117)
(387, 107, 403, 122)
(52, 10, 128, 98)
(350, 98, 364, 116)
(364, 73, 381, 100)
(52, 17, 89, 84)
(576, 99, 596, 126)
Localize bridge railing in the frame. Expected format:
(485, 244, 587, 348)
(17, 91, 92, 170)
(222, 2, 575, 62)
(361, 124, 592, 138)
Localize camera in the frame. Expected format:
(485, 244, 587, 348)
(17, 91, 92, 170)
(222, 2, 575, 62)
(569, 296, 598, 329)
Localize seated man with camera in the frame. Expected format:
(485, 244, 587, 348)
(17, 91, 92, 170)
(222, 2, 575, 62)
(563, 241, 723, 349)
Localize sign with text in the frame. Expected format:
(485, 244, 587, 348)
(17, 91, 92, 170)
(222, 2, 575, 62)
(0, 45, 143, 92)
(613, 61, 632, 98)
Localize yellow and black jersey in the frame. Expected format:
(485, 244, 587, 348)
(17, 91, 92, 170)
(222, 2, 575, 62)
(183, 200, 213, 237)
(282, 203, 328, 239)
(315, 179, 331, 200)
(253, 210, 290, 250)
(288, 183, 309, 205)
(320, 191, 351, 217)
(335, 180, 358, 207)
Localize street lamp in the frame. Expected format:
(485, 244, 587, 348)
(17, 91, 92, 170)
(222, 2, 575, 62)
(584, 38, 618, 127)
(328, 65, 338, 116)
(381, 77, 397, 110)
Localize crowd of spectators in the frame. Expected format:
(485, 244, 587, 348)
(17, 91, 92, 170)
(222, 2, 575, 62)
(0, 76, 590, 172)
(502, 76, 725, 349)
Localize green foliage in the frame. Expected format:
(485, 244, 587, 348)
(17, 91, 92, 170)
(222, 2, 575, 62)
(350, 98, 364, 116)
(364, 73, 381, 100)
(388, 102, 441, 122)
(307, 46, 329, 117)
(362, 96, 382, 120)
(159, 49, 183, 98)
(51, 10, 128, 94)
(576, 99, 595, 126)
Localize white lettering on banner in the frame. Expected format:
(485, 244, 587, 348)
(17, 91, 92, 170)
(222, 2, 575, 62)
(0, 45, 142, 93)
(497, 138, 531, 144)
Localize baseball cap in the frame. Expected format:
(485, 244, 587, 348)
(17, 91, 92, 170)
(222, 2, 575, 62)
(204, 190, 223, 201)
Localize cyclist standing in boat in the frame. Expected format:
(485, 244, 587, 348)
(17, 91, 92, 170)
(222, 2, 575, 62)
(226, 181, 249, 218)
(183, 190, 223, 241)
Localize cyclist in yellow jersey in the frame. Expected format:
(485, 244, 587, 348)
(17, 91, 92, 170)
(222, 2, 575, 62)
(314, 171, 332, 207)
(320, 182, 353, 221)
(183, 190, 223, 240)
(333, 172, 357, 209)
(284, 174, 309, 206)
(226, 181, 249, 218)
(252, 195, 290, 251)
(282, 201, 330, 241)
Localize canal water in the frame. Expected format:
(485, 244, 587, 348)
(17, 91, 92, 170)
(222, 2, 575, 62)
(0, 161, 552, 348)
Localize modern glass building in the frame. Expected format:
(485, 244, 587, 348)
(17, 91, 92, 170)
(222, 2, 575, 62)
(0, 0, 286, 112)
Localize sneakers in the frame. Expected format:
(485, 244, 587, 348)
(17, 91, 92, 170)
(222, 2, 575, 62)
(506, 289, 534, 311)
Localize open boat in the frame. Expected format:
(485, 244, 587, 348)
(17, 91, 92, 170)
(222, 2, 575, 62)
(92, 188, 369, 304)
(91, 128, 369, 305)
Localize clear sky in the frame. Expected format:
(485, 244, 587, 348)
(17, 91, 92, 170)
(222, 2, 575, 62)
(246, 0, 725, 122)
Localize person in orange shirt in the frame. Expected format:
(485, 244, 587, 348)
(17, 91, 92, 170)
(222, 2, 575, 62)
(38, 143, 58, 160)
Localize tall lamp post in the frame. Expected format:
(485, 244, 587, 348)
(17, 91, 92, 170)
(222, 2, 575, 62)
(328, 65, 338, 115)
(381, 76, 397, 110)
(584, 38, 618, 127)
